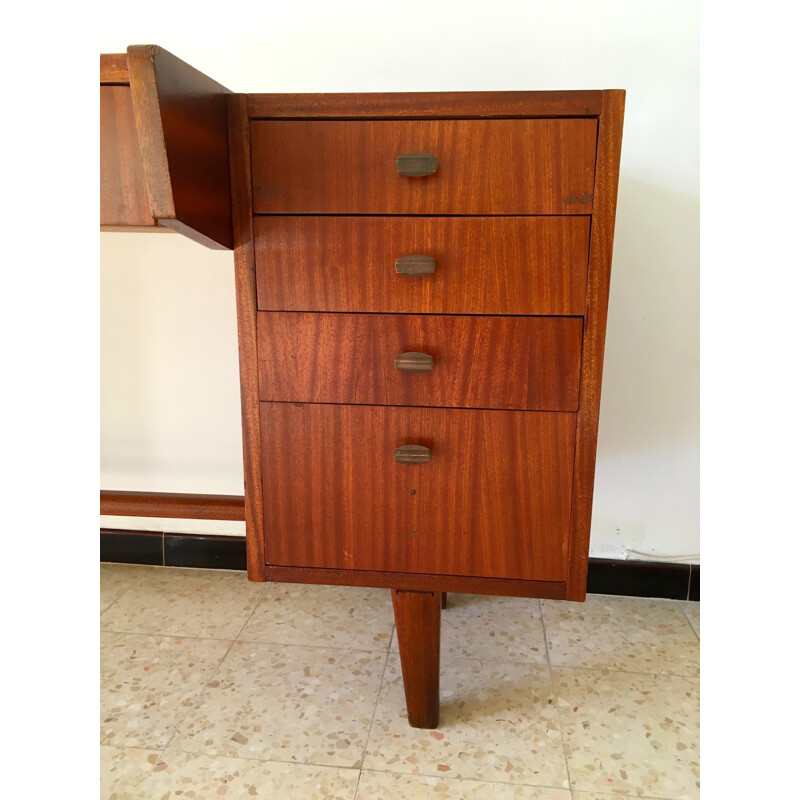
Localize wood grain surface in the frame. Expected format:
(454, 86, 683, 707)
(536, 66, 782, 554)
(229, 94, 267, 581)
(254, 216, 590, 315)
(247, 90, 603, 119)
(251, 119, 597, 215)
(257, 312, 583, 411)
(100, 53, 129, 85)
(127, 45, 233, 249)
(100, 86, 155, 227)
(566, 90, 626, 600)
(100, 490, 245, 520)
(260, 402, 576, 581)
(392, 590, 441, 728)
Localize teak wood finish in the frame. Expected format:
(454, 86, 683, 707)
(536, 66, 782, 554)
(251, 119, 597, 215)
(257, 312, 583, 411)
(100, 53, 625, 727)
(254, 216, 591, 315)
(259, 402, 575, 581)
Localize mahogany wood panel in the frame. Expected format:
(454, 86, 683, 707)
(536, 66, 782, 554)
(392, 590, 441, 728)
(100, 490, 245, 521)
(264, 565, 567, 598)
(255, 216, 590, 316)
(566, 90, 626, 601)
(229, 94, 267, 581)
(251, 119, 597, 215)
(100, 86, 155, 227)
(260, 403, 576, 581)
(257, 313, 583, 411)
(100, 53, 129, 84)
(247, 90, 603, 119)
(126, 45, 233, 249)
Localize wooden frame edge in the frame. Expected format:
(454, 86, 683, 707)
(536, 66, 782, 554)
(100, 53, 129, 85)
(228, 93, 267, 581)
(565, 89, 626, 601)
(100, 490, 245, 521)
(265, 565, 567, 599)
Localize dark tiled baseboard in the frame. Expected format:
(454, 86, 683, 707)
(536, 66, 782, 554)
(100, 529, 699, 601)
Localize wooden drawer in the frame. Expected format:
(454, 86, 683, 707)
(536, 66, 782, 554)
(255, 216, 590, 316)
(251, 119, 597, 215)
(257, 312, 582, 412)
(260, 402, 575, 581)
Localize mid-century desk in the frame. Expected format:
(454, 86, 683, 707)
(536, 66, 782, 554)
(100, 45, 624, 728)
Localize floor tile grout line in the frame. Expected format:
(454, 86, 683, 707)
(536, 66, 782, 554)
(678, 602, 700, 641)
(356, 611, 394, 785)
(150, 745, 584, 793)
(158, 596, 265, 755)
(539, 598, 574, 794)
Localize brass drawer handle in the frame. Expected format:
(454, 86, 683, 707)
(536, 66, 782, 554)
(394, 444, 431, 464)
(394, 352, 434, 372)
(395, 255, 436, 276)
(396, 152, 438, 177)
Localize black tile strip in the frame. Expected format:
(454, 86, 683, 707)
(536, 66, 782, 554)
(688, 564, 700, 601)
(100, 530, 697, 600)
(101, 529, 163, 566)
(586, 557, 691, 600)
(164, 533, 247, 570)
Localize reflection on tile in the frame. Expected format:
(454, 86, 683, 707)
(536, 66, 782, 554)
(100, 567, 264, 639)
(100, 563, 149, 615)
(239, 583, 394, 651)
(100, 745, 160, 798)
(682, 601, 700, 637)
(101, 631, 231, 749)
(364, 655, 568, 787)
(139, 752, 359, 800)
(554, 667, 699, 798)
(169, 641, 386, 768)
(357, 770, 572, 799)
(439, 594, 546, 663)
(542, 595, 699, 676)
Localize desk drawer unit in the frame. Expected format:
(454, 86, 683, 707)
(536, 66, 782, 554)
(229, 90, 624, 727)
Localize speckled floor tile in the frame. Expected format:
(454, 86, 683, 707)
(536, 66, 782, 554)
(572, 794, 667, 799)
(135, 752, 359, 799)
(682, 602, 700, 637)
(542, 595, 699, 677)
(364, 654, 568, 787)
(168, 640, 386, 768)
(101, 563, 150, 615)
(390, 594, 547, 664)
(554, 667, 699, 799)
(357, 770, 572, 799)
(100, 566, 264, 639)
(239, 583, 394, 651)
(101, 631, 231, 749)
(100, 745, 161, 799)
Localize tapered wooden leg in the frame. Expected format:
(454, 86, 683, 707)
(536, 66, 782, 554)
(391, 589, 441, 728)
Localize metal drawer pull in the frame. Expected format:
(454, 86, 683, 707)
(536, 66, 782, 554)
(394, 352, 434, 372)
(394, 445, 432, 464)
(395, 254, 436, 276)
(396, 152, 438, 177)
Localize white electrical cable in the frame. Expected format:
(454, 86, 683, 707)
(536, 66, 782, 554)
(626, 549, 700, 563)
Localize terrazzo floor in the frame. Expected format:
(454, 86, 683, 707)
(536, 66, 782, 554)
(100, 564, 699, 799)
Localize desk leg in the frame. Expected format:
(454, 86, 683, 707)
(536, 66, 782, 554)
(391, 589, 441, 728)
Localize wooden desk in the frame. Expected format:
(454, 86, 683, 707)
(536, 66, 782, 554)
(100, 46, 624, 728)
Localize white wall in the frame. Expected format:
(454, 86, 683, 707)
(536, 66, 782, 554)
(99, 0, 699, 561)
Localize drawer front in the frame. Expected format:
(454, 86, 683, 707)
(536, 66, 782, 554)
(257, 312, 583, 412)
(260, 402, 575, 581)
(255, 216, 590, 316)
(251, 119, 597, 215)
